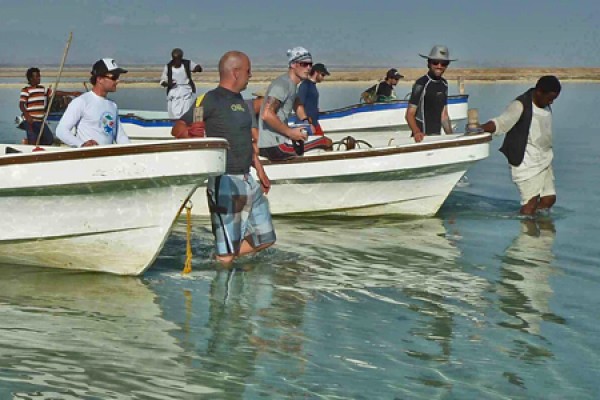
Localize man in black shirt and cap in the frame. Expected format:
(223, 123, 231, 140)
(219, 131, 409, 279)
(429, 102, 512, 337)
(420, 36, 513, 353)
(361, 68, 404, 104)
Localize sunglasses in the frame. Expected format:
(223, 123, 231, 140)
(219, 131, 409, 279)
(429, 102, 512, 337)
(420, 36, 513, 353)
(297, 62, 313, 68)
(430, 60, 449, 67)
(103, 74, 120, 81)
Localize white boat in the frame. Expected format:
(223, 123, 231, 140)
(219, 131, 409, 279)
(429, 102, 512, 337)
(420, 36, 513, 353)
(297, 94, 469, 133)
(105, 95, 468, 143)
(0, 139, 227, 275)
(116, 132, 490, 218)
(258, 133, 490, 217)
(30, 94, 468, 146)
(20, 108, 490, 217)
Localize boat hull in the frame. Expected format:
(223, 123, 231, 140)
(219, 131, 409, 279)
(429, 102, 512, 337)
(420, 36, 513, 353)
(315, 95, 469, 133)
(0, 139, 227, 275)
(183, 133, 491, 217)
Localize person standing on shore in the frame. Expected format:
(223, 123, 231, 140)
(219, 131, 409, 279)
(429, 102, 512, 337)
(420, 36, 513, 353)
(406, 45, 456, 142)
(479, 75, 561, 215)
(19, 67, 82, 145)
(160, 48, 203, 119)
(56, 59, 130, 147)
(297, 63, 330, 136)
(171, 51, 275, 264)
(258, 46, 332, 160)
(360, 68, 403, 104)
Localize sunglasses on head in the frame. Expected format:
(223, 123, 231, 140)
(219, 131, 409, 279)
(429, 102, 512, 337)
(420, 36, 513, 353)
(430, 59, 449, 67)
(297, 61, 313, 68)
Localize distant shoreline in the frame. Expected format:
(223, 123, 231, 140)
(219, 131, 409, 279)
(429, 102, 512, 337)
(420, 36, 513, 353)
(1, 67, 599, 88)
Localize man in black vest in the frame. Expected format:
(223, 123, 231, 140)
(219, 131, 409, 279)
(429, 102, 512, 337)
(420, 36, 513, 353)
(480, 76, 561, 215)
(159, 48, 203, 119)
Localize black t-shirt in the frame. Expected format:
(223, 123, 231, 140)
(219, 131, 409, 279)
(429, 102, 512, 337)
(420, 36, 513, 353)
(366, 81, 395, 102)
(182, 86, 252, 174)
(376, 81, 394, 98)
(408, 72, 448, 134)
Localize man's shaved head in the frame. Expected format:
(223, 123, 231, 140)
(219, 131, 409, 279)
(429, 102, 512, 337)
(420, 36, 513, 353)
(218, 51, 251, 92)
(219, 51, 248, 76)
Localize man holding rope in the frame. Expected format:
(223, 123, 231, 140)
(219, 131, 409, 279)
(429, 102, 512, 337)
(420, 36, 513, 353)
(56, 58, 130, 147)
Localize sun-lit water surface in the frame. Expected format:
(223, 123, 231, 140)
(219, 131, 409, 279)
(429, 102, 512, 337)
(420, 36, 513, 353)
(0, 82, 599, 399)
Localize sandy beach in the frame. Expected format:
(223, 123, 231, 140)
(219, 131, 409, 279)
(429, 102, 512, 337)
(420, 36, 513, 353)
(1, 67, 599, 88)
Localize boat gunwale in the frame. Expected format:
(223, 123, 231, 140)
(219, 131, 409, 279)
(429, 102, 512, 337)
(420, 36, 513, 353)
(261, 133, 491, 166)
(317, 94, 469, 117)
(0, 139, 228, 166)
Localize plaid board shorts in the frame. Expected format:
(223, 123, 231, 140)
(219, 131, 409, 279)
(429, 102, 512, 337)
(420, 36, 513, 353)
(206, 174, 276, 256)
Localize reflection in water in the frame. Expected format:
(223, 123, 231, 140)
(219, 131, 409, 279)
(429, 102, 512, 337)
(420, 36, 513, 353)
(275, 217, 486, 306)
(0, 267, 218, 399)
(3, 215, 565, 398)
(268, 217, 490, 378)
(498, 218, 564, 336)
(497, 218, 566, 376)
(149, 217, 492, 396)
(149, 263, 309, 399)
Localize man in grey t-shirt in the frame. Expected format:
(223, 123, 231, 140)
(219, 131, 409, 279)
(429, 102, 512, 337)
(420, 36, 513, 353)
(258, 46, 332, 160)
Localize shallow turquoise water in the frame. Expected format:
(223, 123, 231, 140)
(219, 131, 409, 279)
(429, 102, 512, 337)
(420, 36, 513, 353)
(0, 82, 599, 399)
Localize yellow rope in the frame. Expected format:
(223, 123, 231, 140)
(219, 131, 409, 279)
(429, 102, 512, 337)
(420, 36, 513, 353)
(182, 201, 194, 274)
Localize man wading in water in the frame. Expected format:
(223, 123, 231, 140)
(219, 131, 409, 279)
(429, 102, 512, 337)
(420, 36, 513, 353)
(479, 76, 562, 215)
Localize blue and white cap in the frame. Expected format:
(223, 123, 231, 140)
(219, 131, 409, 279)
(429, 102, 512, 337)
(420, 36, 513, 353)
(287, 46, 312, 65)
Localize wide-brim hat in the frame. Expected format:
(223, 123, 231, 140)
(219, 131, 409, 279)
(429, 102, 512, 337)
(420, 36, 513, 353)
(419, 45, 456, 61)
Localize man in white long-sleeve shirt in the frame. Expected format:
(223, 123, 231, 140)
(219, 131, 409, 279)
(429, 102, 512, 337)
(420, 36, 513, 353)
(56, 58, 130, 147)
(480, 76, 561, 215)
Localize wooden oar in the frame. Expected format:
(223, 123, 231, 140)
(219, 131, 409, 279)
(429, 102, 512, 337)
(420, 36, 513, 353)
(34, 32, 73, 150)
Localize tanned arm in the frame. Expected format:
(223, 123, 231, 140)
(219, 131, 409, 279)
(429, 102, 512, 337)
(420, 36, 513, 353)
(251, 127, 270, 193)
(294, 97, 308, 121)
(406, 106, 425, 142)
(261, 96, 307, 141)
(441, 105, 453, 134)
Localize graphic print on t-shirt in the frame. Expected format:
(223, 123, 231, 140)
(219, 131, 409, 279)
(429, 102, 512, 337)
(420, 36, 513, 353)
(100, 112, 116, 139)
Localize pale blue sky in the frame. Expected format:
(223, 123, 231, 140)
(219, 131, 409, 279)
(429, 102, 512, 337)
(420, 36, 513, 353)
(1, 0, 598, 68)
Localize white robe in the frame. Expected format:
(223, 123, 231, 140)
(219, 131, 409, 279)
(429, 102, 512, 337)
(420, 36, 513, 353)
(160, 62, 199, 119)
